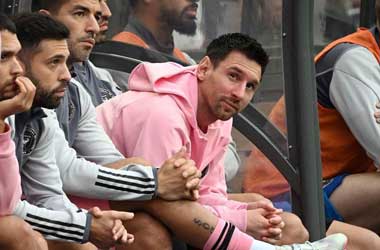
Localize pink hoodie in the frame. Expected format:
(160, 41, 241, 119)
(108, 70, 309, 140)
(0, 124, 22, 216)
(97, 62, 248, 231)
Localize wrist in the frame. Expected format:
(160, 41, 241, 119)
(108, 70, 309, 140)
(83, 212, 93, 244)
(154, 167, 162, 198)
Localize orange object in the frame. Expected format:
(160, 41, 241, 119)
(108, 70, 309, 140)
(113, 31, 189, 64)
(243, 28, 379, 197)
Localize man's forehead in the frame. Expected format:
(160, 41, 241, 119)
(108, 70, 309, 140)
(220, 52, 262, 80)
(0, 30, 21, 52)
(62, 0, 101, 12)
(35, 39, 70, 57)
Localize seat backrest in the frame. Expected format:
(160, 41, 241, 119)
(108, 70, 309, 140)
(93, 40, 189, 66)
(90, 51, 142, 73)
(90, 40, 191, 91)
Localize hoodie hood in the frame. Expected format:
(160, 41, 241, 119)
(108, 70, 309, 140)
(128, 62, 199, 128)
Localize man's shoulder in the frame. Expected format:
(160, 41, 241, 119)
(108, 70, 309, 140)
(87, 60, 112, 81)
(112, 91, 188, 128)
(335, 46, 378, 69)
(334, 46, 379, 78)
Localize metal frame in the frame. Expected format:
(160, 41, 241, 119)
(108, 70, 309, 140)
(282, 0, 325, 240)
(234, 105, 300, 191)
(90, 52, 142, 73)
(235, 0, 325, 240)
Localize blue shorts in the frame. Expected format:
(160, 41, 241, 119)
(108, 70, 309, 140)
(323, 174, 348, 225)
(271, 174, 348, 226)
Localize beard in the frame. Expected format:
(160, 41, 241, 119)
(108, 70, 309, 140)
(29, 76, 65, 109)
(95, 31, 107, 43)
(69, 42, 92, 62)
(68, 34, 95, 62)
(34, 88, 63, 109)
(160, 7, 197, 35)
(173, 15, 197, 35)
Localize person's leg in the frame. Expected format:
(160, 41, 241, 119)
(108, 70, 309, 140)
(47, 242, 96, 250)
(228, 193, 309, 245)
(329, 172, 380, 231)
(0, 216, 47, 250)
(117, 200, 271, 250)
(276, 233, 347, 250)
(327, 220, 380, 250)
(110, 199, 320, 250)
(110, 200, 217, 248)
(115, 212, 172, 250)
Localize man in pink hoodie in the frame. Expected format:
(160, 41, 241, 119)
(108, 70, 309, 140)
(97, 33, 348, 250)
(0, 17, 47, 250)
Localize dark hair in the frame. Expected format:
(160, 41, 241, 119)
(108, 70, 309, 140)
(14, 13, 70, 50)
(0, 13, 16, 33)
(128, 0, 138, 8)
(206, 33, 269, 76)
(33, 0, 102, 12)
(32, 0, 68, 13)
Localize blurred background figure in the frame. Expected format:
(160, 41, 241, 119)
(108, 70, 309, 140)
(241, 0, 282, 46)
(96, 0, 112, 43)
(321, 0, 360, 41)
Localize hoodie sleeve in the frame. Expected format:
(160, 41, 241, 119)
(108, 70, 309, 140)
(13, 199, 91, 243)
(0, 123, 22, 216)
(197, 146, 248, 232)
(17, 113, 93, 242)
(70, 79, 124, 165)
(53, 116, 158, 202)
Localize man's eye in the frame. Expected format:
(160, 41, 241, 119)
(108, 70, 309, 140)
(95, 14, 101, 21)
(74, 11, 85, 17)
(229, 73, 238, 81)
(1, 54, 9, 61)
(50, 59, 60, 65)
(246, 83, 257, 90)
(246, 83, 254, 89)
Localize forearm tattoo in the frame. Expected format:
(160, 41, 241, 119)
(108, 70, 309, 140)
(193, 218, 215, 233)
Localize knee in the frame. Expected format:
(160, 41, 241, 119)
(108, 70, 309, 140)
(0, 216, 46, 250)
(18, 220, 47, 250)
(358, 231, 380, 249)
(130, 213, 172, 250)
(281, 213, 309, 244)
(339, 227, 380, 250)
(47, 241, 96, 250)
(32, 231, 48, 250)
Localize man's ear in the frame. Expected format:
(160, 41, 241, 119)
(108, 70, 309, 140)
(197, 56, 212, 81)
(39, 9, 51, 16)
